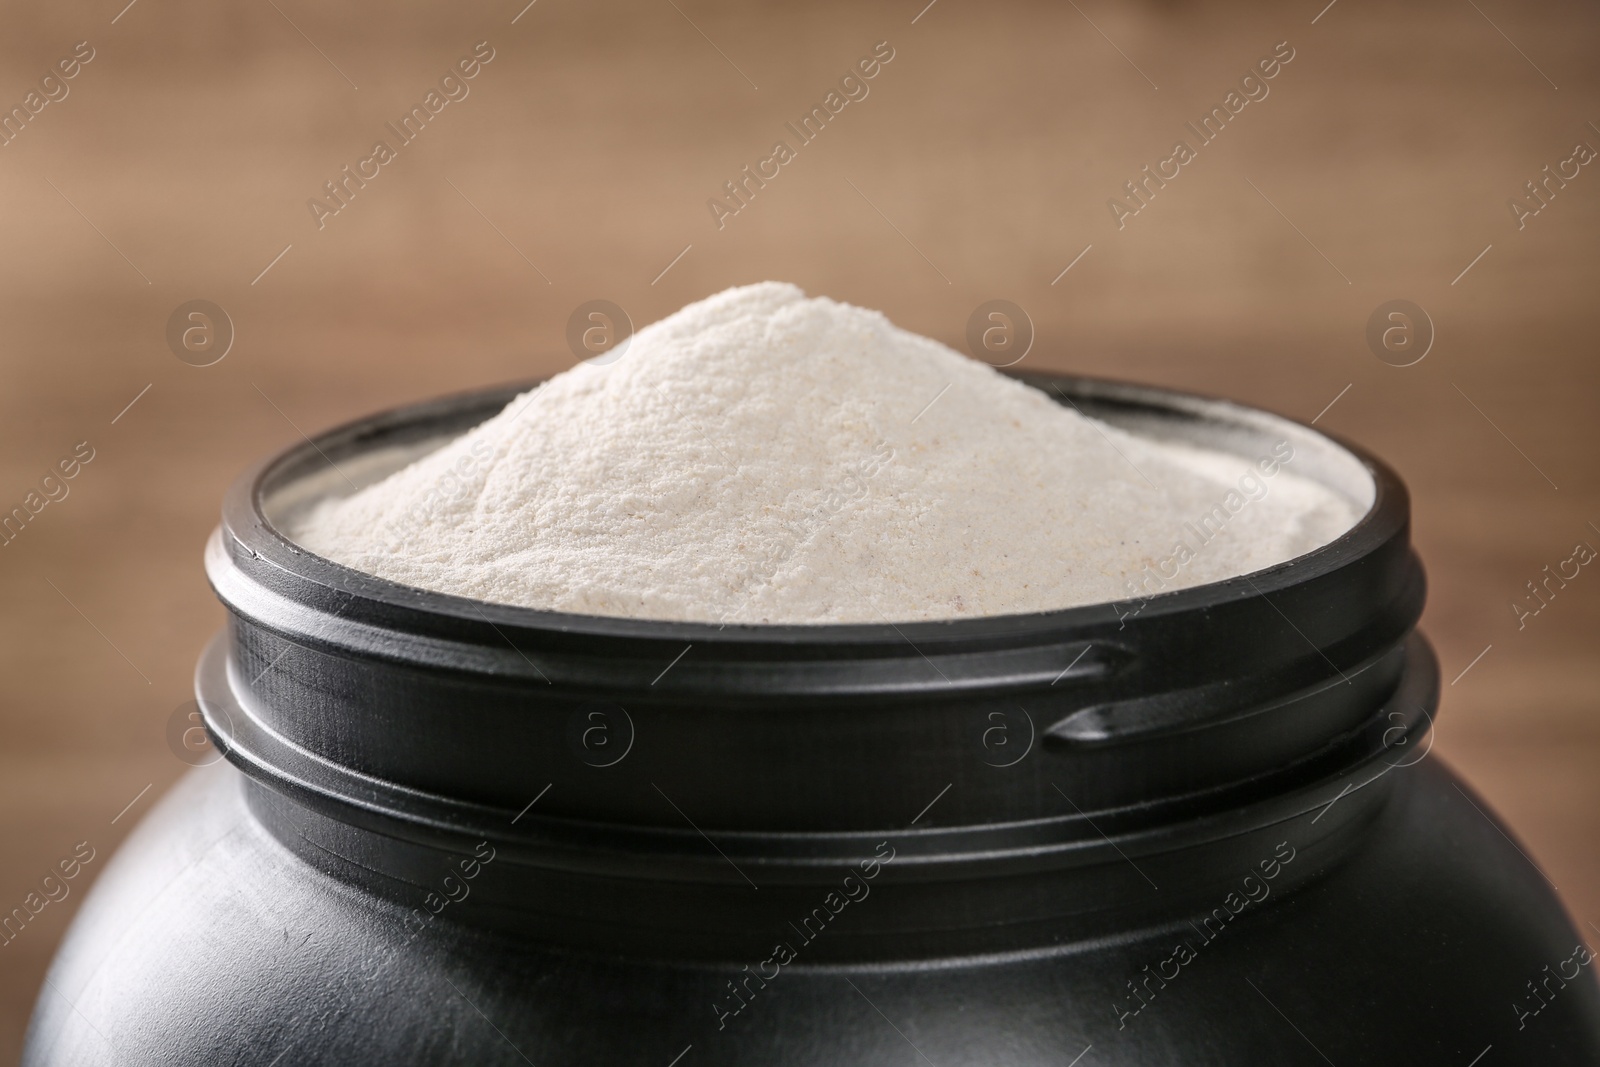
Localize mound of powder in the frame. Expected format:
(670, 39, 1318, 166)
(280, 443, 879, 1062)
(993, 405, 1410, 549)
(290, 283, 1365, 623)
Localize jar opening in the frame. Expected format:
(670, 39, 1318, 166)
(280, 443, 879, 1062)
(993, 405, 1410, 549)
(255, 374, 1378, 628)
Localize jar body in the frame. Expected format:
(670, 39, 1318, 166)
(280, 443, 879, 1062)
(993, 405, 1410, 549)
(25, 756, 1600, 1066)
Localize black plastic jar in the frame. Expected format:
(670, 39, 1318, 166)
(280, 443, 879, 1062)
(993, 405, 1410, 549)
(24, 373, 1600, 1065)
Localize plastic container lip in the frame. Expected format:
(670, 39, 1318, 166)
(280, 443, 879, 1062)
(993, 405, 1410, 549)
(231, 370, 1393, 646)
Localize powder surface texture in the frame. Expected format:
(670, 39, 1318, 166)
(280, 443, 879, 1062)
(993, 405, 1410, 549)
(291, 283, 1365, 623)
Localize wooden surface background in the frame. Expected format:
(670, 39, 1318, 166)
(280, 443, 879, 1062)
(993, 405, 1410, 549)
(1, 0, 1597, 1058)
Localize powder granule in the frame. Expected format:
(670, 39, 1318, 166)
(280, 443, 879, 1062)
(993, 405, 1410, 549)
(291, 283, 1364, 623)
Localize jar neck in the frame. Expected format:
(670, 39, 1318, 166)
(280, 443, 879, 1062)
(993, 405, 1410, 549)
(208, 633, 1437, 962)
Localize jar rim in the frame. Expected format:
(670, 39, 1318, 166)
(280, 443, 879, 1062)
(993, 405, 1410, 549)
(221, 371, 1396, 648)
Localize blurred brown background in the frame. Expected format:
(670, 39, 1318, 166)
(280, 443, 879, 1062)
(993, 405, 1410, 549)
(1, 0, 1597, 1058)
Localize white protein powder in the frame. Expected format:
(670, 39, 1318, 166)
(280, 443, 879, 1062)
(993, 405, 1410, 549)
(290, 283, 1366, 623)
